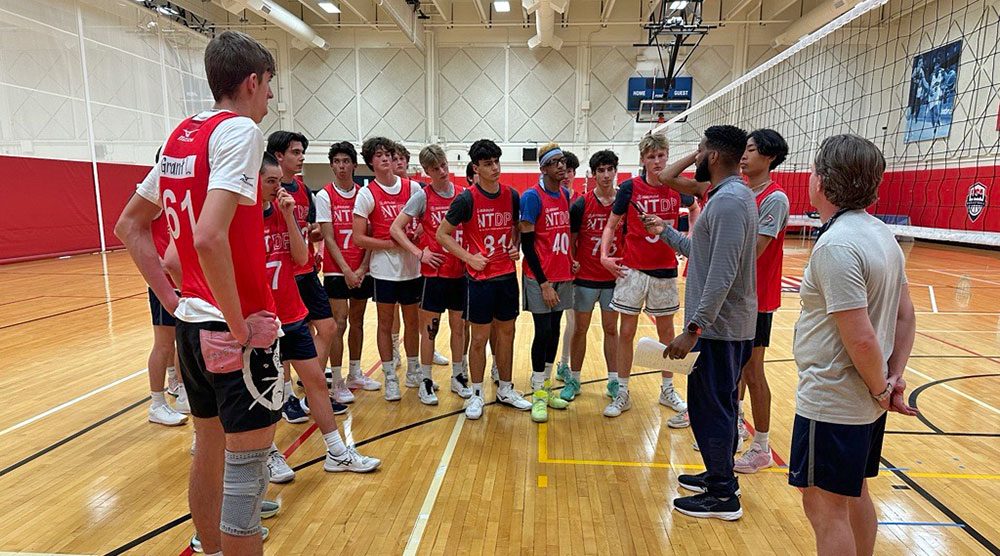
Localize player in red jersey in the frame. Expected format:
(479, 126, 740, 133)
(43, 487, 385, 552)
(353, 137, 424, 402)
(260, 153, 380, 480)
(553, 151, 580, 386)
(560, 150, 622, 402)
(390, 144, 473, 405)
(115, 31, 280, 555)
(266, 132, 338, 394)
(317, 142, 380, 397)
(437, 139, 532, 419)
(599, 133, 691, 419)
(519, 143, 575, 422)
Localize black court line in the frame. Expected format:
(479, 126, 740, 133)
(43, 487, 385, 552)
(908, 373, 1000, 434)
(106, 370, 664, 554)
(0, 291, 145, 330)
(0, 397, 149, 478)
(881, 456, 999, 554)
(0, 295, 43, 307)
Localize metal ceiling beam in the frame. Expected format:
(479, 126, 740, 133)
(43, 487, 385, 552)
(337, 0, 378, 28)
(472, 0, 488, 25)
(293, 0, 332, 21)
(600, 0, 617, 23)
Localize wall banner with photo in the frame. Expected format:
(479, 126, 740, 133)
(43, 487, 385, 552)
(905, 40, 962, 143)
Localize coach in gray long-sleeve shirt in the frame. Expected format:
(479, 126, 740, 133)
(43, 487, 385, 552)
(642, 125, 758, 520)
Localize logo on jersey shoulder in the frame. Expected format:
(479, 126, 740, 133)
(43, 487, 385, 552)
(762, 214, 775, 227)
(240, 173, 255, 187)
(177, 129, 197, 143)
(160, 155, 196, 179)
(966, 182, 986, 222)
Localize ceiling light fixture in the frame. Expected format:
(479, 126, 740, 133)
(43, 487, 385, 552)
(494, 1, 511, 12)
(318, 2, 341, 13)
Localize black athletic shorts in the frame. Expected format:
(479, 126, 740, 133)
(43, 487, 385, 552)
(148, 288, 177, 327)
(175, 320, 284, 434)
(788, 413, 887, 497)
(753, 312, 773, 348)
(295, 272, 333, 321)
(421, 276, 467, 314)
(464, 274, 519, 325)
(373, 277, 423, 305)
(279, 319, 317, 362)
(325, 274, 374, 300)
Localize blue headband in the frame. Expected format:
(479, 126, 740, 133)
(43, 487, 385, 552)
(539, 148, 563, 166)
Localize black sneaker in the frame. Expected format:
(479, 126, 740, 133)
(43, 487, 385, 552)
(677, 472, 707, 493)
(331, 399, 349, 415)
(298, 370, 335, 389)
(673, 493, 743, 521)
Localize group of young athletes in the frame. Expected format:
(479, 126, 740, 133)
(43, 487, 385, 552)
(117, 30, 796, 554)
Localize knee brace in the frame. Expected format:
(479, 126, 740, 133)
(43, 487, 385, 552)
(427, 317, 440, 341)
(220, 448, 269, 537)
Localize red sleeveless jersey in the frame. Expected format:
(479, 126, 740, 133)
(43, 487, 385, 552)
(285, 175, 315, 276)
(159, 111, 274, 318)
(322, 183, 365, 275)
(622, 177, 680, 271)
(576, 190, 620, 283)
(523, 184, 572, 283)
(420, 184, 466, 279)
(755, 181, 786, 312)
(151, 211, 176, 288)
(368, 177, 415, 241)
(464, 185, 516, 281)
(263, 207, 309, 324)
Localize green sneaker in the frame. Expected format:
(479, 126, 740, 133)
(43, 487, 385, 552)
(606, 379, 620, 399)
(544, 379, 569, 409)
(532, 390, 549, 422)
(559, 377, 581, 402)
(555, 362, 571, 383)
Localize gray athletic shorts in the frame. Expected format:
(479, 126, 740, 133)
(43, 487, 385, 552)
(523, 277, 574, 313)
(573, 284, 615, 313)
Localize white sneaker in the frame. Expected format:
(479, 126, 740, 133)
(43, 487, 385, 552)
(738, 417, 751, 444)
(384, 376, 402, 401)
(464, 395, 485, 419)
(331, 380, 355, 404)
(433, 351, 449, 365)
(668, 409, 690, 428)
(496, 387, 531, 410)
(490, 362, 499, 384)
(419, 378, 439, 405)
(603, 390, 632, 418)
(324, 446, 381, 473)
(267, 450, 295, 483)
(392, 345, 401, 369)
(405, 367, 421, 388)
(346, 373, 381, 391)
(174, 386, 191, 414)
(450, 374, 473, 399)
(659, 386, 687, 412)
(149, 404, 187, 426)
(166, 367, 181, 396)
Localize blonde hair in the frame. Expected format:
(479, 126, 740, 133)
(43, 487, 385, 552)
(538, 142, 560, 161)
(419, 144, 448, 169)
(638, 133, 669, 158)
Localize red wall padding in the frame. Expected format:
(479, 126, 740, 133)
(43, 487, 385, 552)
(98, 161, 154, 250)
(0, 155, 102, 263)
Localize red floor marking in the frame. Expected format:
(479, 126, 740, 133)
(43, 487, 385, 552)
(916, 330, 1000, 366)
(741, 418, 786, 467)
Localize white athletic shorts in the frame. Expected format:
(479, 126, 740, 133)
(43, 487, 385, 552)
(610, 269, 679, 317)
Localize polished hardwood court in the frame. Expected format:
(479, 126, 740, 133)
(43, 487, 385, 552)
(1, 235, 998, 555)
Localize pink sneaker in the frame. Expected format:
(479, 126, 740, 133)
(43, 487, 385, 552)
(734, 444, 774, 474)
(346, 374, 381, 391)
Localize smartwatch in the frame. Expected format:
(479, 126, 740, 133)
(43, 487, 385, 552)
(687, 322, 702, 336)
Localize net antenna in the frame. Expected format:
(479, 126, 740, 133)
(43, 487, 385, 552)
(636, 0, 714, 100)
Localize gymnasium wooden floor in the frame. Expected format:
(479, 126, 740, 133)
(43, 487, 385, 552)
(1, 235, 998, 555)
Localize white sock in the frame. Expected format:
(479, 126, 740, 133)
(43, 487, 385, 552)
(381, 361, 397, 380)
(323, 430, 347, 456)
(330, 366, 343, 381)
(619, 377, 630, 390)
(608, 371, 619, 382)
(284, 380, 294, 398)
(560, 351, 570, 366)
(571, 370, 582, 381)
(420, 364, 433, 380)
(349, 360, 361, 376)
(544, 362, 553, 380)
(391, 333, 400, 349)
(407, 356, 419, 375)
(532, 371, 546, 386)
(738, 399, 744, 415)
(472, 382, 484, 397)
(662, 376, 673, 390)
(499, 379, 512, 392)
(166, 365, 177, 379)
(452, 362, 464, 378)
(754, 430, 769, 451)
(151, 391, 167, 408)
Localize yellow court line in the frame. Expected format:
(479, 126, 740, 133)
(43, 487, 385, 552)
(537, 424, 1000, 480)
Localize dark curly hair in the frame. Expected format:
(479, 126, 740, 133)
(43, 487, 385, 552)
(704, 125, 748, 167)
(749, 129, 788, 170)
(361, 136, 396, 171)
(469, 139, 502, 165)
(814, 134, 884, 210)
(563, 150, 579, 170)
(589, 150, 619, 173)
(328, 141, 357, 165)
(465, 161, 476, 186)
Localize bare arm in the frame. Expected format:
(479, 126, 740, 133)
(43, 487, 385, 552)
(320, 222, 351, 274)
(437, 219, 480, 267)
(163, 240, 183, 288)
(755, 235, 773, 259)
(657, 151, 710, 197)
(888, 283, 916, 379)
(352, 214, 395, 251)
(193, 189, 252, 342)
(831, 308, 891, 399)
(285, 210, 309, 266)
(390, 212, 423, 258)
(115, 195, 179, 313)
(599, 212, 626, 278)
